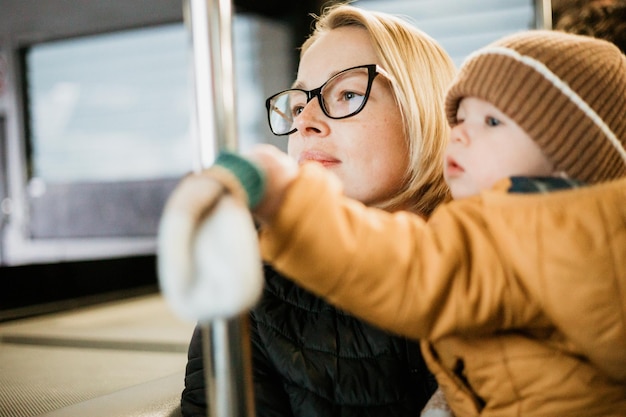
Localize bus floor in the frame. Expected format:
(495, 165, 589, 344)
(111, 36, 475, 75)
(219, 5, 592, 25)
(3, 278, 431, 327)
(0, 293, 196, 417)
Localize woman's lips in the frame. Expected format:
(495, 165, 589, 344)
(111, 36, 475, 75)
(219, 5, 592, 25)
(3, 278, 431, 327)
(298, 150, 341, 167)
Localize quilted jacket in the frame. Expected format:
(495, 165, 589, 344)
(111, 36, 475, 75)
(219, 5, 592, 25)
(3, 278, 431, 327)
(181, 264, 437, 417)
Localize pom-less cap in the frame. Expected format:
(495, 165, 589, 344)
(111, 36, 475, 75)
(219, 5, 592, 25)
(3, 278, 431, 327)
(446, 30, 626, 184)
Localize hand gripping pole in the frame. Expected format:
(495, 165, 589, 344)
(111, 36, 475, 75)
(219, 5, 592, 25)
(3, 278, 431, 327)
(158, 1, 262, 416)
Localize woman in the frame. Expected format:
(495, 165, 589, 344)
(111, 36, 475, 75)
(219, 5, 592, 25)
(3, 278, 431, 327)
(181, 5, 456, 416)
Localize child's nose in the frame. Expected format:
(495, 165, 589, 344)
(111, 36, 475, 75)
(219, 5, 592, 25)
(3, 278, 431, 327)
(450, 124, 470, 145)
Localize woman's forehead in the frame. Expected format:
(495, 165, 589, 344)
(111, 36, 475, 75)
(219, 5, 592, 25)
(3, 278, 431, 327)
(296, 27, 378, 88)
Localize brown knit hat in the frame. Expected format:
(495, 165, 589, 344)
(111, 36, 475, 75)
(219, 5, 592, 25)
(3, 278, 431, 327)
(445, 30, 626, 184)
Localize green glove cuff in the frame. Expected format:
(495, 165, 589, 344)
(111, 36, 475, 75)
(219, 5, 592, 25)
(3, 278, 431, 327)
(214, 152, 266, 209)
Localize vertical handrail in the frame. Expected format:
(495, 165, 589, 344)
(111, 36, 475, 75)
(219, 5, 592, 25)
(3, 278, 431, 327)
(185, 0, 238, 168)
(183, 1, 255, 416)
(534, 0, 552, 30)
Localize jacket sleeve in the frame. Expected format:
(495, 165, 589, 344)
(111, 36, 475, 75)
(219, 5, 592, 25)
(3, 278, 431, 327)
(181, 324, 208, 417)
(249, 310, 295, 417)
(181, 318, 295, 417)
(260, 164, 626, 381)
(259, 163, 533, 340)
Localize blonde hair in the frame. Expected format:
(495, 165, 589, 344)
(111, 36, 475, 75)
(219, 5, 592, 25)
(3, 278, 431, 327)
(301, 4, 456, 216)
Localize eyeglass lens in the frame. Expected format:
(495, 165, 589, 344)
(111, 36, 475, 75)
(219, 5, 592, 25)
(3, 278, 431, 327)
(268, 66, 374, 135)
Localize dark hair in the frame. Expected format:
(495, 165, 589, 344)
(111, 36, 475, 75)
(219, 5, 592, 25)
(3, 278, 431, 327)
(553, 0, 626, 54)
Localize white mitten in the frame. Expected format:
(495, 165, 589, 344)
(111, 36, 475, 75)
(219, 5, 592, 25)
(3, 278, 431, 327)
(157, 160, 264, 322)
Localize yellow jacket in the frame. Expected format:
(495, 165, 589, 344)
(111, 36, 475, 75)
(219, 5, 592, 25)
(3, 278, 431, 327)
(259, 163, 626, 416)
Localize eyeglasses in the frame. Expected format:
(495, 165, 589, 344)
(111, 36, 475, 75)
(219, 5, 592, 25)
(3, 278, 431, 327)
(265, 64, 390, 136)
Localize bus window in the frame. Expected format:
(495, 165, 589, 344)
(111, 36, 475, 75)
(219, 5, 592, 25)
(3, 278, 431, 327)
(25, 24, 193, 183)
(3, 15, 292, 265)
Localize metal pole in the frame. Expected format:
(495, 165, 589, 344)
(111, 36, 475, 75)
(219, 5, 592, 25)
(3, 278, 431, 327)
(534, 0, 552, 30)
(183, 1, 255, 416)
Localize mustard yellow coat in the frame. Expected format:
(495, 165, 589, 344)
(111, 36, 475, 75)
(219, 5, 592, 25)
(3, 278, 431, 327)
(259, 163, 626, 417)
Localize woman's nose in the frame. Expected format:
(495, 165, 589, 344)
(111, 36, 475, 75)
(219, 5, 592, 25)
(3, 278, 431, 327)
(293, 97, 330, 137)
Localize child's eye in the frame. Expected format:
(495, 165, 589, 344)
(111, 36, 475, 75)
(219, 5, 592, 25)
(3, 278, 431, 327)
(485, 116, 500, 126)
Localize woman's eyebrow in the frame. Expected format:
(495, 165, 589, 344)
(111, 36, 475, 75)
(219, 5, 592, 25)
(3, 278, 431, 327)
(292, 68, 344, 90)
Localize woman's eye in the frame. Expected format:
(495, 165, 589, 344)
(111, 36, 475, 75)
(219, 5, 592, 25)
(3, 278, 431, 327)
(343, 91, 363, 101)
(291, 105, 305, 117)
(485, 116, 500, 126)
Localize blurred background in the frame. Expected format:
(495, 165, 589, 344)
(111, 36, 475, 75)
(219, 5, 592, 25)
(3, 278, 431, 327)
(0, 0, 541, 319)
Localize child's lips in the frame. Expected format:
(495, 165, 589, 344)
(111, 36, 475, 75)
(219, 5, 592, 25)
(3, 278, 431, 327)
(445, 156, 464, 177)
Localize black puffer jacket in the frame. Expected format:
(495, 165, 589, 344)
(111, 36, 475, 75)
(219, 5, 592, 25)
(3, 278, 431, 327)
(182, 264, 437, 417)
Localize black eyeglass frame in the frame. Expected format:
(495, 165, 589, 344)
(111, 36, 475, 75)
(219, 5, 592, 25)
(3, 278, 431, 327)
(265, 64, 388, 136)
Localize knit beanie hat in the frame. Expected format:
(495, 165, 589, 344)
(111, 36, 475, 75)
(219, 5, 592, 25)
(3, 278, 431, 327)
(445, 30, 626, 184)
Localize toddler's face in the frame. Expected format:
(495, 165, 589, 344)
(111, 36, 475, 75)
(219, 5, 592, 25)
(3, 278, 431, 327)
(444, 97, 555, 199)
